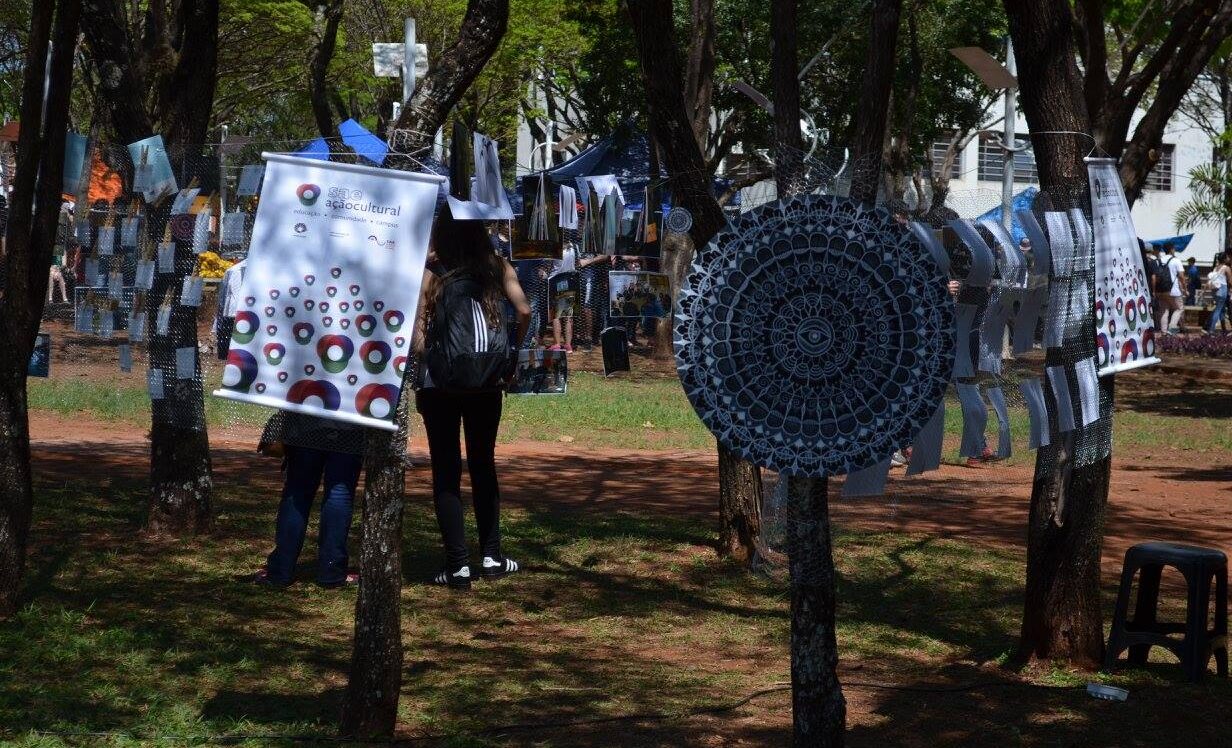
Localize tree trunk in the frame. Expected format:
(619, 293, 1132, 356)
(786, 475, 845, 747)
(684, 0, 716, 154)
(390, 0, 510, 157)
(79, 0, 221, 534)
(0, 0, 81, 617)
(343, 1, 509, 733)
(770, 0, 803, 187)
(626, 0, 767, 563)
(341, 399, 408, 738)
(162, 0, 220, 148)
(0, 376, 34, 618)
(625, 0, 725, 249)
(848, 0, 903, 204)
(143, 197, 213, 535)
(716, 442, 764, 562)
(771, 3, 846, 740)
(307, 0, 345, 140)
(1006, 0, 1109, 670)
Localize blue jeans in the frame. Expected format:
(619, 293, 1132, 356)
(1210, 292, 1229, 333)
(266, 445, 362, 585)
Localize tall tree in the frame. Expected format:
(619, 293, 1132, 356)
(771, 2, 847, 742)
(389, 0, 510, 156)
(340, 0, 509, 737)
(848, 0, 902, 204)
(304, 0, 346, 139)
(1177, 50, 1232, 245)
(1004, 0, 1108, 668)
(1074, 0, 1232, 205)
(0, 0, 83, 616)
(80, 0, 222, 535)
(624, 0, 764, 566)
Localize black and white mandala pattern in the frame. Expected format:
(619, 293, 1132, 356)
(675, 194, 956, 477)
(665, 207, 693, 235)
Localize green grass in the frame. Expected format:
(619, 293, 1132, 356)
(3, 474, 1229, 746)
(500, 373, 713, 449)
(28, 371, 1232, 457)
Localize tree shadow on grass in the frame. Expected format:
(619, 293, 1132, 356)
(845, 662, 1232, 748)
(200, 687, 347, 728)
(5, 469, 354, 736)
(1116, 382, 1232, 419)
(1119, 463, 1232, 486)
(17, 443, 1226, 746)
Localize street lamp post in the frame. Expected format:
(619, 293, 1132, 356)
(950, 40, 1022, 229)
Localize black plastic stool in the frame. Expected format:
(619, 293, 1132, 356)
(1106, 541, 1228, 681)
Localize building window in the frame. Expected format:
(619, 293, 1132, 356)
(977, 132, 1037, 183)
(931, 137, 962, 180)
(1143, 144, 1174, 192)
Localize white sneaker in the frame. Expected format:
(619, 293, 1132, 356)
(481, 556, 520, 580)
(432, 565, 471, 589)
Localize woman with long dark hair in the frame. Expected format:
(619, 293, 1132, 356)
(414, 207, 531, 589)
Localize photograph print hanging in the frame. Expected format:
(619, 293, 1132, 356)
(614, 183, 662, 259)
(508, 349, 568, 395)
(608, 271, 671, 320)
(548, 270, 579, 320)
(512, 173, 562, 260)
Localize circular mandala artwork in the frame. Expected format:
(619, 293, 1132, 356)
(665, 207, 693, 235)
(675, 194, 955, 477)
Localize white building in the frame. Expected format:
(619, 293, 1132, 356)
(939, 108, 1223, 265)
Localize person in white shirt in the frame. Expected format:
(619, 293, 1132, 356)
(1208, 251, 1231, 334)
(1158, 243, 1187, 334)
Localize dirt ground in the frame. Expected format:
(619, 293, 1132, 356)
(28, 412, 1231, 589)
(25, 408, 1232, 747)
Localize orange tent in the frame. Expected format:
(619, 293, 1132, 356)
(0, 121, 18, 142)
(86, 152, 124, 203)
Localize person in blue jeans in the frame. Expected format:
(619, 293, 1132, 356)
(255, 413, 365, 588)
(1208, 252, 1231, 334)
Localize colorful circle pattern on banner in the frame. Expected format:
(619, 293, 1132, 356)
(316, 334, 354, 373)
(675, 193, 956, 478)
(356, 383, 400, 419)
(262, 342, 286, 366)
(222, 349, 258, 392)
(287, 379, 341, 410)
(293, 322, 314, 344)
(360, 341, 391, 374)
(1096, 236, 1156, 370)
(233, 311, 259, 344)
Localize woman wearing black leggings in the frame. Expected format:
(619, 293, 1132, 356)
(414, 208, 531, 589)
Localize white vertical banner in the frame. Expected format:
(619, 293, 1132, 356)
(212, 154, 443, 430)
(1087, 157, 1161, 375)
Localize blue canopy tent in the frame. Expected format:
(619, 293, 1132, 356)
(338, 119, 388, 165)
(295, 137, 330, 161)
(974, 187, 1038, 244)
(510, 121, 728, 214)
(294, 120, 390, 166)
(1145, 233, 1194, 253)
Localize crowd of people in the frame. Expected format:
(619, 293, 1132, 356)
(513, 246, 666, 351)
(1143, 240, 1232, 335)
(254, 205, 532, 590)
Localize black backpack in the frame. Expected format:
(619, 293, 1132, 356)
(425, 273, 514, 391)
(1150, 256, 1175, 293)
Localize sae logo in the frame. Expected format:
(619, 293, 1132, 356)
(296, 183, 321, 206)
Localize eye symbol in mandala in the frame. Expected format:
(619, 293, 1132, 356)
(796, 319, 832, 355)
